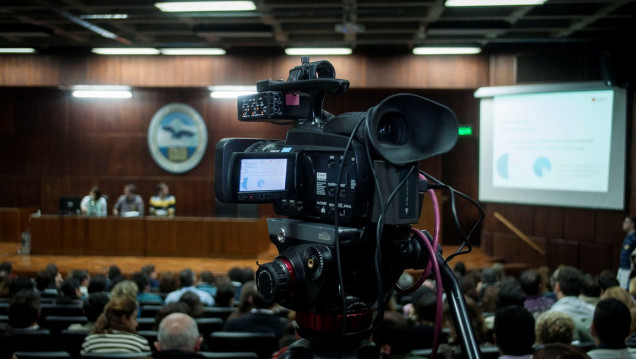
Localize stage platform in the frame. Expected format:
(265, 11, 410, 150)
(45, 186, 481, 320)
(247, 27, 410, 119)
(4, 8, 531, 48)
(0, 241, 516, 279)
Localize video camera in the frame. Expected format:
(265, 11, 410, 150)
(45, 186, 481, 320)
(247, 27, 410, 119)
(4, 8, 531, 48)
(215, 57, 478, 359)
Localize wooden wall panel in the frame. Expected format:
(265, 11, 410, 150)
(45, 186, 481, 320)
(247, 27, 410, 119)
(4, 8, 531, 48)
(579, 242, 613, 276)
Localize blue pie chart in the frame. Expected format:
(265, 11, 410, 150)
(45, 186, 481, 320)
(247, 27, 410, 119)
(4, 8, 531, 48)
(533, 157, 551, 177)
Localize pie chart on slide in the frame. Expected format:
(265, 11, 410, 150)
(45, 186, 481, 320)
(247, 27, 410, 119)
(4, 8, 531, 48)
(497, 153, 509, 179)
(533, 156, 551, 177)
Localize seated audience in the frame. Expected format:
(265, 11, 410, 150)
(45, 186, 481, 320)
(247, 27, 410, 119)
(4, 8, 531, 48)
(88, 274, 108, 294)
(520, 269, 555, 318)
(164, 269, 214, 306)
(107, 264, 126, 290)
(597, 270, 620, 296)
(35, 269, 59, 298)
(132, 271, 163, 303)
(68, 292, 110, 332)
(600, 286, 636, 341)
(153, 313, 205, 359)
(223, 280, 288, 338)
(142, 264, 161, 292)
(110, 279, 139, 301)
(494, 305, 535, 359)
(81, 295, 151, 353)
(373, 310, 424, 359)
(534, 343, 591, 359)
(0, 322, 16, 359)
(178, 291, 204, 318)
(159, 271, 180, 295)
(214, 279, 237, 308)
(227, 280, 258, 320)
(154, 302, 191, 330)
(535, 310, 575, 345)
(550, 266, 595, 342)
(579, 273, 601, 306)
(196, 271, 217, 298)
(72, 269, 91, 299)
(410, 286, 437, 349)
(8, 289, 43, 331)
(57, 277, 82, 304)
(587, 298, 636, 359)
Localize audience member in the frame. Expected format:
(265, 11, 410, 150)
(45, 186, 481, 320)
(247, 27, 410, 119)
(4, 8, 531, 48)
(8, 289, 42, 331)
(598, 270, 620, 296)
(35, 269, 59, 297)
(494, 305, 535, 359)
(579, 273, 601, 306)
(0, 322, 16, 359)
(154, 302, 191, 330)
(411, 286, 437, 349)
(88, 274, 108, 293)
(178, 291, 204, 318)
(0, 272, 10, 298)
(57, 277, 82, 304)
(68, 292, 110, 332)
(113, 184, 144, 217)
(153, 313, 205, 359)
(587, 298, 636, 359)
(109, 281, 137, 303)
(132, 271, 163, 303)
(214, 279, 236, 307)
(600, 285, 636, 335)
(160, 271, 180, 294)
(9, 276, 35, 296)
(164, 269, 214, 306)
(520, 269, 555, 318)
(496, 278, 525, 309)
(81, 186, 107, 217)
(534, 343, 591, 359)
(149, 182, 176, 217)
(373, 310, 424, 359)
(0, 262, 14, 279)
(72, 269, 91, 299)
(107, 264, 125, 290)
(453, 261, 467, 279)
(142, 264, 161, 292)
(227, 280, 258, 320)
(535, 310, 575, 345)
(223, 279, 288, 338)
(550, 266, 595, 342)
(618, 216, 636, 290)
(196, 271, 217, 298)
(81, 295, 151, 353)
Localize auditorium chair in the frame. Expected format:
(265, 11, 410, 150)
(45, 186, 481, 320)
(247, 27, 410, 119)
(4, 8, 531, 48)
(14, 352, 72, 359)
(208, 331, 279, 359)
(57, 329, 89, 359)
(203, 306, 235, 320)
(139, 305, 162, 318)
(41, 315, 88, 334)
(81, 352, 152, 359)
(11, 329, 58, 352)
(136, 317, 156, 331)
(40, 302, 84, 317)
(199, 352, 258, 359)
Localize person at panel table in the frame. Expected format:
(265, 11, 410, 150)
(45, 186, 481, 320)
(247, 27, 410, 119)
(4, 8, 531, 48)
(149, 182, 176, 217)
(113, 184, 144, 217)
(81, 186, 107, 217)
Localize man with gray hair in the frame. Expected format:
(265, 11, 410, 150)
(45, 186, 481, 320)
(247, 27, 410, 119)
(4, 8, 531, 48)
(153, 313, 205, 359)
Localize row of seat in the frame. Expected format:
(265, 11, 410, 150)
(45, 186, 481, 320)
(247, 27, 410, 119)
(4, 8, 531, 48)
(6, 330, 280, 359)
(14, 351, 259, 359)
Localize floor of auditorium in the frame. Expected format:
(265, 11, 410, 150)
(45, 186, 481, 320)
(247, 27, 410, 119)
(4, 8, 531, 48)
(0, 241, 507, 278)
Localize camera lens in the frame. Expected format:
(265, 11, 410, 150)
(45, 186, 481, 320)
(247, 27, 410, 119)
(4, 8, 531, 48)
(376, 113, 407, 145)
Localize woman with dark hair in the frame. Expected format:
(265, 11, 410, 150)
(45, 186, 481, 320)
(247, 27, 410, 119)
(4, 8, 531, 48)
(81, 186, 107, 217)
(81, 296, 150, 353)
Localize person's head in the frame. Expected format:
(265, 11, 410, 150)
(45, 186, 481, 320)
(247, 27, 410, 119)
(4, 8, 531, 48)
(90, 186, 102, 200)
(157, 183, 169, 197)
(601, 285, 634, 308)
(533, 343, 591, 359)
(159, 271, 179, 293)
(228, 267, 243, 283)
(372, 310, 413, 356)
(110, 279, 138, 300)
(580, 273, 600, 298)
(178, 291, 204, 318)
(93, 296, 139, 334)
(35, 270, 55, 291)
(494, 305, 535, 356)
(131, 272, 151, 294)
(0, 262, 12, 276)
(214, 279, 236, 307)
(8, 276, 34, 297)
(59, 277, 81, 300)
(520, 269, 542, 296)
(555, 266, 583, 298)
(535, 310, 575, 344)
(413, 288, 437, 323)
(88, 274, 108, 293)
(0, 322, 15, 359)
(179, 269, 196, 288)
(496, 279, 525, 309)
(141, 264, 157, 279)
(108, 264, 123, 281)
(155, 313, 202, 352)
(124, 184, 137, 198)
(591, 297, 631, 345)
(154, 302, 191, 330)
(623, 216, 636, 233)
(8, 289, 41, 328)
(200, 271, 215, 285)
(598, 269, 620, 293)
(453, 261, 466, 278)
(72, 269, 90, 287)
(237, 280, 259, 312)
(84, 292, 110, 323)
(480, 267, 496, 285)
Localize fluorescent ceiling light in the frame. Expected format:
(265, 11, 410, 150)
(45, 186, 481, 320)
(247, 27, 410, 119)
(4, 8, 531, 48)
(80, 14, 129, 20)
(71, 85, 133, 99)
(0, 48, 36, 54)
(155, 1, 256, 12)
(446, 0, 546, 6)
(210, 85, 257, 99)
(285, 48, 352, 56)
(92, 48, 160, 55)
(161, 48, 226, 55)
(413, 46, 481, 55)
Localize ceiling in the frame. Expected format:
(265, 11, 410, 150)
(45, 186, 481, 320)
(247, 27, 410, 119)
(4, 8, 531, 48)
(1, 0, 635, 55)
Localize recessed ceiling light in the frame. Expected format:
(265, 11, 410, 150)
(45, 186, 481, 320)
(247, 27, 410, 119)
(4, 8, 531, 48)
(155, 1, 256, 12)
(446, 0, 546, 6)
(160, 48, 226, 55)
(284, 48, 352, 56)
(0, 48, 36, 54)
(92, 48, 160, 55)
(413, 47, 482, 55)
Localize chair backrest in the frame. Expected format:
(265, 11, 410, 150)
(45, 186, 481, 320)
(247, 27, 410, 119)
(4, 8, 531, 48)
(58, 329, 89, 359)
(139, 305, 162, 318)
(203, 307, 236, 320)
(12, 329, 58, 352)
(196, 317, 224, 337)
(14, 351, 72, 359)
(41, 315, 89, 334)
(136, 317, 156, 331)
(81, 352, 152, 359)
(41, 303, 85, 317)
(199, 352, 258, 359)
(208, 331, 279, 359)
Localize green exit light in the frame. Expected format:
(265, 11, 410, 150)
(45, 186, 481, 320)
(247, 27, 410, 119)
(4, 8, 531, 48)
(458, 125, 473, 136)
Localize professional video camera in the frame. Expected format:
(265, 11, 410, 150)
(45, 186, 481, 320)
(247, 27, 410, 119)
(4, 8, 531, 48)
(215, 57, 482, 359)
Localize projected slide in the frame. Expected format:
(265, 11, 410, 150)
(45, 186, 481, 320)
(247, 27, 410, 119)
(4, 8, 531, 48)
(239, 158, 288, 192)
(492, 90, 613, 193)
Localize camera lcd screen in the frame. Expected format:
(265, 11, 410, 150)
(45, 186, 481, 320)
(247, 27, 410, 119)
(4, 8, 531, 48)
(238, 158, 288, 192)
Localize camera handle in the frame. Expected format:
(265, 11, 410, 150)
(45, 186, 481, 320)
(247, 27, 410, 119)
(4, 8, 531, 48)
(436, 251, 482, 359)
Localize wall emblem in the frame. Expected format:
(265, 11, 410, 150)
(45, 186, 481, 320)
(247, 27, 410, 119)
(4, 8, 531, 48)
(148, 103, 208, 174)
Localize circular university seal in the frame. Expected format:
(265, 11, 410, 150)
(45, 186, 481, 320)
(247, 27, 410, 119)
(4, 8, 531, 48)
(148, 103, 208, 174)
